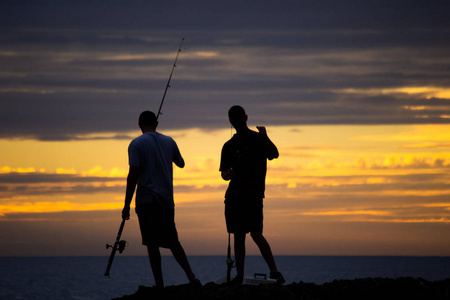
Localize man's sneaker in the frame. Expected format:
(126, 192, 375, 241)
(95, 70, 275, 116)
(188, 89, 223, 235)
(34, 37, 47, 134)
(229, 274, 244, 285)
(270, 271, 286, 285)
(188, 278, 202, 288)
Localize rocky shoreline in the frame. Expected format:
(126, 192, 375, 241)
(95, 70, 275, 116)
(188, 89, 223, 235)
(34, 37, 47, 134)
(113, 277, 450, 300)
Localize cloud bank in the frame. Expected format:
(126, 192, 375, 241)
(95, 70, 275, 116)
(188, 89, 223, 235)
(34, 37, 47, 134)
(1, 1, 450, 140)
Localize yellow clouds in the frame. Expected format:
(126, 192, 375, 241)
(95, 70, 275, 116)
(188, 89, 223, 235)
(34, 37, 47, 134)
(269, 124, 450, 176)
(264, 124, 450, 228)
(295, 201, 450, 222)
(0, 137, 130, 171)
(299, 212, 450, 224)
(0, 165, 127, 216)
(382, 87, 450, 99)
(332, 86, 450, 121)
(353, 124, 450, 143)
(0, 128, 228, 215)
(0, 165, 128, 177)
(98, 49, 219, 62)
(193, 51, 218, 58)
(1, 166, 45, 173)
(300, 209, 391, 217)
(171, 128, 229, 188)
(80, 166, 128, 177)
(0, 200, 121, 217)
(1, 124, 450, 224)
(99, 54, 172, 61)
(334, 86, 450, 99)
(56, 168, 77, 174)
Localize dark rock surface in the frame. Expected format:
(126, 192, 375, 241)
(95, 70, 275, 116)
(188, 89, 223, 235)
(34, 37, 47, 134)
(113, 277, 450, 300)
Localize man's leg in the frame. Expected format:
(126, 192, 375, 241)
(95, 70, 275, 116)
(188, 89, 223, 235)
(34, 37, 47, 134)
(251, 232, 286, 284)
(147, 245, 164, 288)
(250, 232, 277, 273)
(234, 233, 246, 280)
(170, 243, 197, 282)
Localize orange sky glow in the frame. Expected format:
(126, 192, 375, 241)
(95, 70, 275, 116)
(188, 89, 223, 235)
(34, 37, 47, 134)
(1, 123, 449, 256)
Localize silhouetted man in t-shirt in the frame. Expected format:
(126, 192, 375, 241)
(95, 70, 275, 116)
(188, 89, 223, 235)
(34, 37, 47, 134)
(122, 111, 199, 288)
(220, 105, 285, 285)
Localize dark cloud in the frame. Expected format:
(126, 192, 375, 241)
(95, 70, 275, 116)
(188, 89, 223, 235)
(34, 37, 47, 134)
(1, 1, 450, 140)
(2, 170, 449, 201)
(0, 172, 123, 200)
(2, 1, 449, 31)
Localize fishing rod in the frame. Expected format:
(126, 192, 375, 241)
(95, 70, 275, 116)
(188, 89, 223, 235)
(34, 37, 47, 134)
(104, 219, 127, 277)
(156, 37, 185, 121)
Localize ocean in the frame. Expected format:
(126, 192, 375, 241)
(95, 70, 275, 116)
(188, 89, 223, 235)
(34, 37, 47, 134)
(1, 256, 449, 300)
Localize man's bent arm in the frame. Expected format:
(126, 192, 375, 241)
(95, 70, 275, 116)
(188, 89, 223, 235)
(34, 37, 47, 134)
(258, 126, 279, 160)
(173, 146, 185, 168)
(122, 165, 140, 220)
(175, 157, 185, 168)
(265, 135, 279, 160)
(221, 169, 235, 181)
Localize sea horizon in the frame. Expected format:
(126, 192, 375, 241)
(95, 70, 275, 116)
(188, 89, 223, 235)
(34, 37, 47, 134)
(2, 254, 450, 257)
(2, 255, 449, 300)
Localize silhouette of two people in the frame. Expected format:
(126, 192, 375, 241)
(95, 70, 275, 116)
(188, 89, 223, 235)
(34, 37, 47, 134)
(121, 106, 284, 288)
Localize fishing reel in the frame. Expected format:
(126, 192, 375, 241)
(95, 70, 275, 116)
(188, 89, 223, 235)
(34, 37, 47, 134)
(106, 240, 128, 254)
(226, 258, 235, 268)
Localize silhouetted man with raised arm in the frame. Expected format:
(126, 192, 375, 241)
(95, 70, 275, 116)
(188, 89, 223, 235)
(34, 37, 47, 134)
(220, 105, 285, 285)
(122, 111, 199, 288)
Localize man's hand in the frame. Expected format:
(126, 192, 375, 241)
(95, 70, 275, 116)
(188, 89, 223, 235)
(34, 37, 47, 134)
(221, 168, 235, 181)
(256, 126, 267, 135)
(257, 125, 279, 160)
(122, 206, 130, 221)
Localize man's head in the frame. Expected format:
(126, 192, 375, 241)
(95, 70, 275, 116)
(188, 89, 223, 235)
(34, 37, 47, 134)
(139, 111, 158, 131)
(228, 105, 248, 130)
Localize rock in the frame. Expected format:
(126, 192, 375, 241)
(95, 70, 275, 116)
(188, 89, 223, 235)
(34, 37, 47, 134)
(112, 277, 450, 300)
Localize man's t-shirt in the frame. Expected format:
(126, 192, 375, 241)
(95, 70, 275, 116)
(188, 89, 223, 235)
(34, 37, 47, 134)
(219, 130, 270, 200)
(128, 132, 184, 209)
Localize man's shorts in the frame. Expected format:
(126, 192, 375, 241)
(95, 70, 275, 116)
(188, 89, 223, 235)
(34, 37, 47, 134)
(224, 197, 263, 234)
(135, 203, 180, 248)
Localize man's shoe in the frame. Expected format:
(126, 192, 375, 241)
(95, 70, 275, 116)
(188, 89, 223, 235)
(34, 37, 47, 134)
(189, 278, 202, 287)
(270, 271, 286, 285)
(229, 274, 244, 285)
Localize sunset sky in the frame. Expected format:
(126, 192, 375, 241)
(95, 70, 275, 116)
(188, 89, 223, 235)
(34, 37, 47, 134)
(1, 0, 450, 257)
